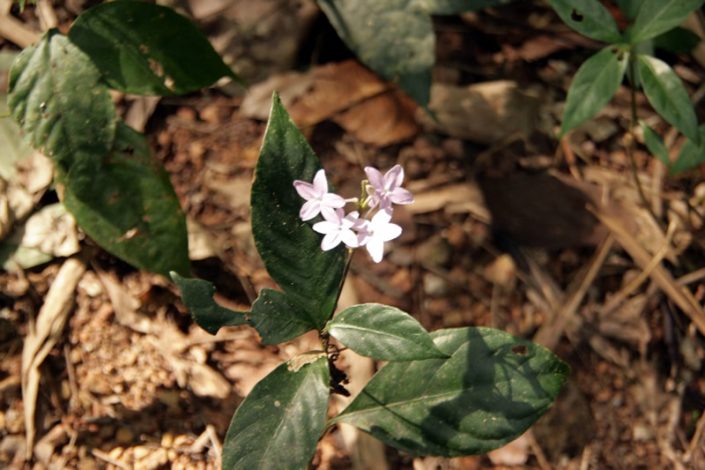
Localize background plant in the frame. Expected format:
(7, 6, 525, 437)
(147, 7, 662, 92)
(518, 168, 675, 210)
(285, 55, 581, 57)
(6, 0, 238, 275)
(172, 94, 569, 469)
(550, 0, 705, 173)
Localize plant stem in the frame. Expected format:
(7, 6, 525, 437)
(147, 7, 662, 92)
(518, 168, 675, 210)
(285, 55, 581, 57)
(627, 54, 659, 224)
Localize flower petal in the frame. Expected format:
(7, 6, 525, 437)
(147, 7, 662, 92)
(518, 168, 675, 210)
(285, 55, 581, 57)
(299, 200, 320, 221)
(390, 187, 414, 205)
(364, 166, 385, 191)
(312, 169, 329, 194)
(365, 238, 384, 263)
(341, 229, 359, 248)
(313, 220, 339, 234)
(379, 222, 402, 242)
(321, 231, 342, 251)
(384, 164, 404, 190)
(320, 205, 342, 222)
(322, 192, 346, 208)
(293, 180, 318, 200)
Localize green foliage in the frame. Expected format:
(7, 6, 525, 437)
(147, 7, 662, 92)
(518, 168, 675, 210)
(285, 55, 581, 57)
(328, 303, 448, 360)
(560, 46, 628, 135)
(672, 125, 705, 174)
(250, 94, 347, 329)
(548, 0, 622, 43)
(222, 356, 330, 470)
(629, 0, 705, 44)
(641, 122, 670, 166)
(249, 289, 319, 344)
(8, 31, 116, 173)
(318, 0, 514, 107)
(69, 1, 236, 95)
(332, 327, 569, 456)
(637, 54, 700, 144)
(171, 273, 248, 335)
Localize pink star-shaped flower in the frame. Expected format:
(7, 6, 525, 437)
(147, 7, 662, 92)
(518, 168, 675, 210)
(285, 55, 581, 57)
(357, 210, 402, 263)
(313, 209, 365, 251)
(364, 164, 414, 210)
(293, 169, 345, 221)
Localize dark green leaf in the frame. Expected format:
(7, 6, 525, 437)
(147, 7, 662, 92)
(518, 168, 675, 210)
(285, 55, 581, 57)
(251, 94, 346, 330)
(8, 30, 116, 172)
(333, 327, 569, 456)
(327, 304, 448, 360)
(560, 46, 628, 135)
(62, 122, 190, 276)
(549, 0, 622, 43)
(653, 27, 702, 54)
(250, 289, 317, 344)
(223, 355, 330, 470)
(640, 122, 670, 166)
(637, 54, 699, 143)
(630, 0, 705, 43)
(171, 273, 248, 335)
(318, 0, 433, 106)
(671, 125, 705, 174)
(69, 0, 236, 95)
(615, 0, 641, 20)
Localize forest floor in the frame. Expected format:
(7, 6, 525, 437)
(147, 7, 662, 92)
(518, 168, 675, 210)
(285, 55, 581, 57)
(1, 1, 705, 469)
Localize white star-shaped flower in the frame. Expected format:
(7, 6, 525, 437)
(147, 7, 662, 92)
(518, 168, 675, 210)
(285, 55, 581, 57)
(313, 209, 365, 251)
(357, 210, 402, 263)
(364, 164, 414, 210)
(293, 169, 345, 221)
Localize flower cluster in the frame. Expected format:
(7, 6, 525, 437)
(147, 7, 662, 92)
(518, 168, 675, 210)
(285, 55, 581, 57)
(293, 165, 413, 262)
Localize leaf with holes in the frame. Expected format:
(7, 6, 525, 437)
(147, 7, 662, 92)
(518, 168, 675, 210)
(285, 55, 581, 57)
(63, 122, 190, 276)
(327, 304, 448, 360)
(223, 355, 330, 470)
(560, 46, 628, 135)
(7, 30, 116, 173)
(549, 0, 622, 43)
(332, 327, 569, 456)
(629, 0, 705, 44)
(250, 94, 346, 330)
(68, 0, 236, 95)
(171, 273, 248, 335)
(637, 54, 699, 144)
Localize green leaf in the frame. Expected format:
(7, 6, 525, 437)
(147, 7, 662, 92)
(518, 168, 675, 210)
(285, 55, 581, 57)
(332, 327, 569, 456)
(640, 122, 670, 166)
(653, 27, 702, 54)
(223, 355, 330, 470)
(171, 273, 248, 335)
(549, 0, 622, 43)
(414, 0, 515, 15)
(560, 46, 628, 135)
(615, 0, 642, 20)
(629, 0, 705, 44)
(251, 94, 346, 330)
(250, 289, 318, 344)
(7, 30, 116, 172)
(318, 0, 433, 106)
(637, 54, 699, 144)
(671, 125, 705, 174)
(327, 303, 448, 360)
(62, 122, 190, 276)
(68, 0, 236, 95)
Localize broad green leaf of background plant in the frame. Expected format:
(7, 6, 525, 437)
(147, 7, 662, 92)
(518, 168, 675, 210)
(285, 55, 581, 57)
(549, 0, 622, 43)
(0, 52, 32, 180)
(629, 0, 705, 44)
(318, 0, 512, 106)
(615, 0, 642, 21)
(63, 122, 190, 276)
(171, 273, 248, 335)
(332, 327, 569, 456)
(251, 94, 346, 330)
(249, 289, 318, 344)
(671, 125, 705, 174)
(7, 30, 116, 172)
(637, 54, 699, 144)
(560, 46, 628, 135)
(328, 304, 448, 360)
(223, 356, 330, 470)
(68, 0, 236, 95)
(653, 27, 702, 54)
(640, 122, 670, 166)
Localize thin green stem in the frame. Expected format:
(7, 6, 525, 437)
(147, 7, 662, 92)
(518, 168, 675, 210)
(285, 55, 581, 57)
(627, 54, 659, 224)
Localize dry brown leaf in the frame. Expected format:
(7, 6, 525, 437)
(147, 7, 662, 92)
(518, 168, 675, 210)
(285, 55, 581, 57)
(241, 60, 419, 146)
(407, 182, 489, 221)
(21, 258, 86, 460)
(417, 81, 543, 144)
(96, 270, 152, 334)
